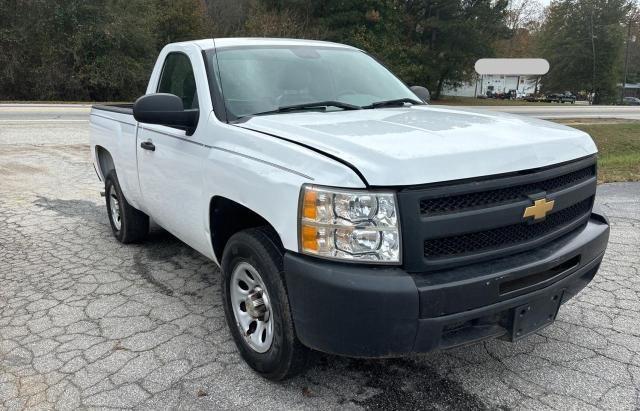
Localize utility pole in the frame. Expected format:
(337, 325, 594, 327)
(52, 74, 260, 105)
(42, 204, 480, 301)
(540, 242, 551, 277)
(620, 16, 633, 104)
(590, 8, 597, 105)
(474, 75, 479, 98)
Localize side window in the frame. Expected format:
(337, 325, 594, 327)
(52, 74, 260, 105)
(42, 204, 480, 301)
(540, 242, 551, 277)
(157, 53, 198, 110)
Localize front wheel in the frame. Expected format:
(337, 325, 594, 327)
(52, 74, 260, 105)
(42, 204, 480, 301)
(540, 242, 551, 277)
(221, 227, 312, 380)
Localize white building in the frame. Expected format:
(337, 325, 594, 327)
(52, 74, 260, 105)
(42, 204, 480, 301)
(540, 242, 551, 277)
(443, 74, 540, 97)
(620, 82, 640, 98)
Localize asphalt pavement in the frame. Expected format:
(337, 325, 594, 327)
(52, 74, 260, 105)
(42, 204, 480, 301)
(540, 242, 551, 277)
(467, 105, 640, 120)
(1, 106, 640, 409)
(0, 105, 90, 122)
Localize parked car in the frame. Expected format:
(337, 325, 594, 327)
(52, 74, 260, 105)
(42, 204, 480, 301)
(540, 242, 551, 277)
(545, 92, 576, 104)
(623, 97, 640, 105)
(90, 38, 609, 380)
(524, 93, 543, 102)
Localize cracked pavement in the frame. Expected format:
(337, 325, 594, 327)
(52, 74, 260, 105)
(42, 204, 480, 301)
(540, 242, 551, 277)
(1, 108, 640, 409)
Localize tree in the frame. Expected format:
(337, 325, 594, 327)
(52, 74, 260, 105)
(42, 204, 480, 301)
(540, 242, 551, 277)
(205, 0, 253, 36)
(154, 0, 209, 48)
(399, 0, 510, 99)
(73, 0, 158, 101)
(625, 7, 640, 84)
(505, 0, 543, 32)
(311, 0, 405, 75)
(538, 0, 632, 104)
(0, 0, 211, 101)
(10, 0, 635, 104)
(495, 0, 545, 57)
(0, 0, 59, 100)
(243, 0, 322, 38)
(269, 0, 510, 99)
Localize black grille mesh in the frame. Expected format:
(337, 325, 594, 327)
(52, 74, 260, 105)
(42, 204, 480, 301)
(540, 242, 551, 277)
(420, 165, 595, 215)
(423, 197, 593, 258)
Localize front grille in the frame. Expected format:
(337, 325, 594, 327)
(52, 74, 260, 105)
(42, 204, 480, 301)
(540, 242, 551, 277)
(398, 156, 598, 272)
(420, 165, 595, 215)
(423, 197, 593, 258)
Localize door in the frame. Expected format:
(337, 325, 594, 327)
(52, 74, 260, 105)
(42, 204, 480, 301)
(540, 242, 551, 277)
(136, 52, 209, 253)
(505, 76, 519, 93)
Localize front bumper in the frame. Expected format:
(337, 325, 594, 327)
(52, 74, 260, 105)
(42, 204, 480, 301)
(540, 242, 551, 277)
(284, 213, 609, 357)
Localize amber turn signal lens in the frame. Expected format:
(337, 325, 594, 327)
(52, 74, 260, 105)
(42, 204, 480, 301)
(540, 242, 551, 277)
(301, 224, 318, 251)
(302, 189, 317, 220)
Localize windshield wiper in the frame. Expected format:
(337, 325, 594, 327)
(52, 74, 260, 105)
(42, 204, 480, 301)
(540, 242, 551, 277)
(251, 101, 362, 117)
(362, 98, 424, 109)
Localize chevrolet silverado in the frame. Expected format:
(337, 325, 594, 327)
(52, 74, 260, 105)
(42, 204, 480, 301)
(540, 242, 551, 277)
(90, 38, 610, 380)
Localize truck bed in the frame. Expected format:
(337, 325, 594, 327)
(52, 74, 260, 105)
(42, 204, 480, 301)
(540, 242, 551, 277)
(90, 102, 139, 206)
(92, 103, 134, 115)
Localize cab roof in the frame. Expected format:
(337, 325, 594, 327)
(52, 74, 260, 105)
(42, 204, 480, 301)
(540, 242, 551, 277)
(179, 38, 357, 51)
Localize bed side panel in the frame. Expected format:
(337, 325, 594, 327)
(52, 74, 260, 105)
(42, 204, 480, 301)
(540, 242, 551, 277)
(89, 108, 144, 210)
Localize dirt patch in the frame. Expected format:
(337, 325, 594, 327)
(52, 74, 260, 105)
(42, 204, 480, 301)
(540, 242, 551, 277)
(33, 196, 104, 220)
(47, 144, 91, 156)
(346, 358, 488, 410)
(0, 162, 46, 176)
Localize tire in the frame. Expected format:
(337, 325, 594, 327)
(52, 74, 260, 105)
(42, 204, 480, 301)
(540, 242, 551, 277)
(221, 227, 312, 380)
(105, 171, 149, 244)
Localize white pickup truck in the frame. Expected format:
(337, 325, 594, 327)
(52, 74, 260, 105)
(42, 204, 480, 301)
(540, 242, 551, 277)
(90, 38, 609, 380)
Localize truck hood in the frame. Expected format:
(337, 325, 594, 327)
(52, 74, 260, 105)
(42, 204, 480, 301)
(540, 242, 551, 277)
(236, 105, 597, 186)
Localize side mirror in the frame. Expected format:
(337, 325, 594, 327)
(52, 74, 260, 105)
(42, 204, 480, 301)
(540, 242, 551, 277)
(133, 93, 199, 135)
(410, 86, 431, 103)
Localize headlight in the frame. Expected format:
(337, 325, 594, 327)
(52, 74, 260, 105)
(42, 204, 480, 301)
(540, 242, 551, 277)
(299, 185, 401, 263)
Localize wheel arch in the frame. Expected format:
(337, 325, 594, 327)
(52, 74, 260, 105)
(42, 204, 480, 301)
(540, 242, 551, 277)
(95, 145, 116, 181)
(209, 196, 284, 263)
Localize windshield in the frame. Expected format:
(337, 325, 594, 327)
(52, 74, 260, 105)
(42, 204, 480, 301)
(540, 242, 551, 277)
(206, 46, 419, 119)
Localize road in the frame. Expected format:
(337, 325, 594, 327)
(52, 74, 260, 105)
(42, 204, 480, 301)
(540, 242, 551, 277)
(1, 103, 640, 122)
(1, 107, 640, 410)
(0, 104, 90, 122)
(466, 105, 640, 120)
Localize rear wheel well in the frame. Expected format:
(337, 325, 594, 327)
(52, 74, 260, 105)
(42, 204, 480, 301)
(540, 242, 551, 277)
(210, 197, 282, 262)
(96, 146, 115, 180)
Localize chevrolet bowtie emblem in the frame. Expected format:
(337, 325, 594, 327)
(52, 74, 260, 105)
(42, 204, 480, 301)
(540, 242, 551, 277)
(523, 198, 555, 220)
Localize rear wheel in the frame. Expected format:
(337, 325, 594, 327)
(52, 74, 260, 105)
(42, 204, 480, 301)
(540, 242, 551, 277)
(105, 171, 149, 243)
(221, 227, 312, 380)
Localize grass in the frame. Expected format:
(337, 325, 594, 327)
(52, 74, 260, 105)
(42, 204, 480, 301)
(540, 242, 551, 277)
(566, 121, 640, 183)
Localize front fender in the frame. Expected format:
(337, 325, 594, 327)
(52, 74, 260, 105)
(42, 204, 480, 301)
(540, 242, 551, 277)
(201, 120, 365, 259)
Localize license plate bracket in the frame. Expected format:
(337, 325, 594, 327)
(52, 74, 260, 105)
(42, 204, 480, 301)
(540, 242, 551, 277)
(510, 290, 564, 341)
